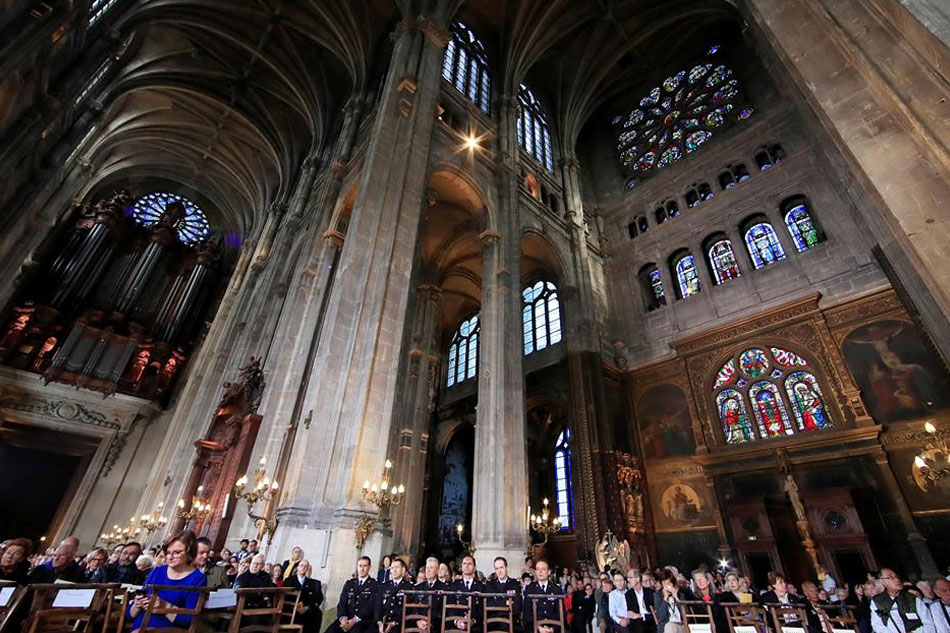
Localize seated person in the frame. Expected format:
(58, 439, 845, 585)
(129, 531, 207, 632)
(234, 554, 275, 609)
(28, 539, 85, 584)
(286, 559, 324, 633)
(83, 548, 109, 582)
(0, 538, 32, 584)
(92, 541, 146, 585)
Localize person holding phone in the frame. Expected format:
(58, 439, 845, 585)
(128, 531, 207, 632)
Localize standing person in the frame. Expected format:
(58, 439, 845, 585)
(871, 569, 935, 633)
(282, 547, 305, 582)
(486, 557, 523, 633)
(375, 558, 414, 633)
(128, 531, 207, 631)
(195, 538, 228, 590)
(286, 560, 324, 633)
(930, 579, 950, 633)
(325, 556, 378, 633)
(415, 557, 447, 633)
(524, 561, 564, 633)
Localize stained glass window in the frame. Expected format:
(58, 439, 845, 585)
(785, 204, 822, 251)
(718, 389, 756, 444)
(744, 222, 786, 269)
(442, 22, 491, 115)
(523, 281, 562, 356)
(649, 269, 665, 307)
(133, 193, 210, 246)
(708, 239, 741, 284)
(517, 84, 555, 172)
(712, 347, 832, 445)
(786, 371, 831, 431)
(614, 49, 750, 180)
(554, 428, 573, 530)
(89, 0, 120, 25)
(750, 381, 793, 438)
(446, 315, 479, 387)
(674, 254, 701, 298)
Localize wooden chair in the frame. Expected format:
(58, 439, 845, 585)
(722, 603, 769, 633)
(677, 600, 716, 633)
(400, 589, 433, 633)
(815, 604, 858, 633)
(441, 592, 473, 633)
(23, 583, 118, 633)
(0, 582, 29, 633)
(481, 591, 515, 633)
(763, 604, 808, 633)
(528, 594, 565, 633)
(228, 587, 297, 633)
(278, 590, 302, 633)
(136, 585, 214, 633)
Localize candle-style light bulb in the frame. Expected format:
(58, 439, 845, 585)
(924, 422, 937, 434)
(385, 459, 392, 469)
(398, 484, 405, 494)
(543, 498, 549, 506)
(363, 480, 370, 490)
(271, 481, 279, 490)
(178, 499, 185, 508)
(260, 456, 266, 466)
(381, 480, 388, 491)
(371, 484, 378, 493)
(915, 455, 927, 468)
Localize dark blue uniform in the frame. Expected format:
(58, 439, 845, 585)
(523, 582, 564, 633)
(448, 578, 487, 633)
(485, 577, 523, 633)
(325, 577, 378, 633)
(375, 578, 416, 633)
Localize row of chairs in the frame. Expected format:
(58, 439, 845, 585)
(665, 600, 859, 633)
(0, 581, 306, 633)
(400, 590, 566, 633)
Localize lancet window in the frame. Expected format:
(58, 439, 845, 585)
(446, 315, 479, 387)
(523, 281, 562, 356)
(442, 22, 491, 115)
(744, 222, 785, 269)
(517, 84, 555, 172)
(784, 200, 822, 251)
(554, 428, 573, 529)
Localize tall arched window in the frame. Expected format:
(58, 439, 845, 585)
(639, 264, 666, 310)
(712, 345, 832, 444)
(517, 84, 554, 172)
(784, 201, 822, 251)
(744, 222, 785, 269)
(442, 22, 491, 115)
(707, 238, 741, 284)
(554, 428, 573, 530)
(446, 315, 479, 387)
(523, 281, 562, 355)
(673, 252, 701, 299)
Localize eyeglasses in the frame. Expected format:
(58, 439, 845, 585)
(880, 575, 899, 581)
(167, 549, 187, 558)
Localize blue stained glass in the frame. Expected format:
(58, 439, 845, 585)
(738, 107, 755, 119)
(750, 381, 793, 438)
(709, 239, 741, 284)
(523, 281, 562, 357)
(133, 193, 210, 246)
(625, 177, 637, 189)
(663, 71, 686, 92)
(619, 130, 637, 145)
(786, 371, 831, 431)
(640, 87, 661, 107)
(658, 146, 681, 167)
(637, 151, 656, 171)
(554, 429, 573, 529)
(626, 110, 645, 128)
(745, 222, 787, 269)
(689, 64, 712, 84)
(785, 204, 822, 251)
(707, 45, 721, 56)
(706, 65, 733, 88)
(612, 114, 622, 125)
(447, 315, 479, 387)
(717, 389, 756, 444)
(675, 255, 701, 298)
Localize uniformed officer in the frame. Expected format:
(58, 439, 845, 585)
(523, 560, 564, 633)
(376, 558, 416, 633)
(325, 556, 379, 633)
(416, 557, 448, 633)
(485, 556, 523, 633)
(449, 556, 487, 633)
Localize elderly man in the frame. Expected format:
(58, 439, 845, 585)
(287, 559, 324, 633)
(928, 579, 950, 633)
(871, 569, 935, 633)
(28, 538, 84, 583)
(92, 541, 145, 585)
(416, 557, 447, 633)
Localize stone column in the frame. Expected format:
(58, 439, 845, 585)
(472, 225, 529, 564)
(270, 14, 450, 594)
(741, 0, 950, 360)
(872, 450, 938, 578)
(390, 284, 442, 555)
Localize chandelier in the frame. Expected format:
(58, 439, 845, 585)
(355, 459, 406, 549)
(234, 456, 280, 541)
(527, 498, 562, 552)
(177, 486, 212, 524)
(139, 503, 169, 542)
(912, 422, 949, 492)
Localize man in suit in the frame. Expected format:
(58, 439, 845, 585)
(91, 541, 147, 585)
(524, 561, 564, 633)
(325, 556, 378, 633)
(195, 537, 229, 589)
(375, 558, 414, 633)
(416, 557, 447, 633)
(625, 570, 655, 633)
(287, 559, 324, 633)
(28, 540, 85, 584)
(449, 556, 486, 633)
(486, 557, 523, 633)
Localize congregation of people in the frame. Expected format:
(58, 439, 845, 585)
(2, 533, 949, 633)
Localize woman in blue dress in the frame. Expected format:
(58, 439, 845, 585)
(129, 530, 207, 632)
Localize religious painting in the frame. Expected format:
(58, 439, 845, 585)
(436, 429, 473, 548)
(637, 383, 695, 460)
(660, 483, 703, 525)
(842, 320, 950, 423)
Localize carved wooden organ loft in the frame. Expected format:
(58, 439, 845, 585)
(0, 189, 221, 401)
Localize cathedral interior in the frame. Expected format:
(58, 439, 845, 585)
(1, 0, 950, 599)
